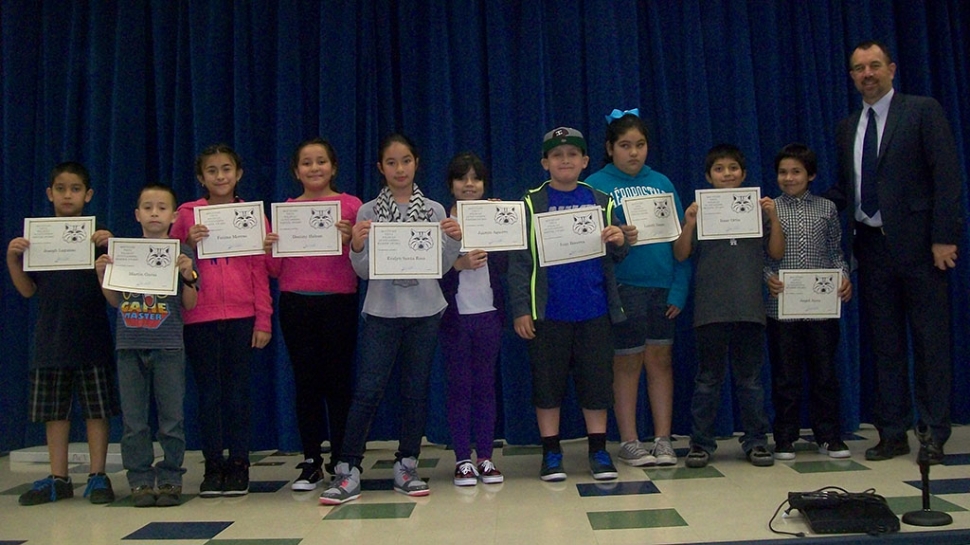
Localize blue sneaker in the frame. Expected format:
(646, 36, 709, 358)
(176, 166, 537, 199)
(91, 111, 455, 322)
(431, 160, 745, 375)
(83, 473, 115, 504)
(19, 476, 73, 506)
(589, 450, 618, 480)
(540, 451, 566, 481)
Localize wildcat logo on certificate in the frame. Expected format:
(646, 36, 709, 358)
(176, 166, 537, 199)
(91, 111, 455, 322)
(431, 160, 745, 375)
(270, 201, 342, 257)
(456, 200, 527, 252)
(368, 222, 443, 280)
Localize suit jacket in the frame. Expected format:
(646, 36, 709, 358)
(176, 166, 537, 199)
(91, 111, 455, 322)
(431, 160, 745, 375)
(829, 92, 963, 265)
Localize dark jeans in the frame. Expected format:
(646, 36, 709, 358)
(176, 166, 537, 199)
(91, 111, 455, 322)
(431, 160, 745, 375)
(690, 322, 769, 454)
(339, 313, 441, 468)
(766, 318, 842, 445)
(184, 317, 255, 464)
(279, 291, 358, 464)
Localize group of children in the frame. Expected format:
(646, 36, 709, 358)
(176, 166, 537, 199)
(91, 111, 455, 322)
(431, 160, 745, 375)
(7, 109, 852, 508)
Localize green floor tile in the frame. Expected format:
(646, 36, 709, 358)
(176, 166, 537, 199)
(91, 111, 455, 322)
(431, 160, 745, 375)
(587, 508, 687, 530)
(789, 460, 870, 473)
(370, 458, 439, 469)
(205, 538, 303, 545)
(886, 495, 967, 515)
(502, 446, 542, 456)
(644, 466, 724, 480)
(324, 502, 416, 520)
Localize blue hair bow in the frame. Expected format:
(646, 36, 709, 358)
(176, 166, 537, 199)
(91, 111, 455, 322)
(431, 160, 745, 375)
(605, 108, 640, 124)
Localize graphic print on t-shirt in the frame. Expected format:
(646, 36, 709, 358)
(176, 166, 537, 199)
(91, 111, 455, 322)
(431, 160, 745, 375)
(119, 292, 172, 330)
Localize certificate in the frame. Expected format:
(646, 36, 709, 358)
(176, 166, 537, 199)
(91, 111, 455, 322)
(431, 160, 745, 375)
(22, 216, 96, 271)
(695, 187, 763, 240)
(456, 200, 527, 252)
(194, 201, 267, 259)
(534, 207, 605, 267)
(102, 238, 180, 296)
(777, 269, 843, 320)
(368, 222, 443, 280)
(621, 193, 681, 245)
(271, 201, 342, 257)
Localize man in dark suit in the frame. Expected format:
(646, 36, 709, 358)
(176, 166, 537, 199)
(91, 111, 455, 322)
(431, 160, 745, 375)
(829, 40, 963, 464)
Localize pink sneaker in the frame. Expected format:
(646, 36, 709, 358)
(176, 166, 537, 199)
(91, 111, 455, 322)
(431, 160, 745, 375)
(477, 459, 504, 484)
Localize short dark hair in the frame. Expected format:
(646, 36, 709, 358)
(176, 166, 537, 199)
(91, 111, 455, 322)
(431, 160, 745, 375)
(850, 40, 893, 69)
(704, 144, 746, 175)
(774, 143, 817, 177)
(603, 114, 650, 166)
(138, 182, 178, 208)
(290, 137, 339, 191)
(50, 161, 91, 189)
(445, 152, 489, 195)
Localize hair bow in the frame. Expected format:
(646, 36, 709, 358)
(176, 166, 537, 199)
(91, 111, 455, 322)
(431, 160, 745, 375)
(605, 108, 640, 124)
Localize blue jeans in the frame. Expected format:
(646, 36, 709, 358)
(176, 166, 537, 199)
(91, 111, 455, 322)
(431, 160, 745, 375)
(184, 317, 254, 464)
(340, 314, 441, 468)
(117, 348, 186, 488)
(690, 322, 769, 454)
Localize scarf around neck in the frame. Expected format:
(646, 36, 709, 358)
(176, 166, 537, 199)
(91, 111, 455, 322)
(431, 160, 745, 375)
(373, 183, 428, 222)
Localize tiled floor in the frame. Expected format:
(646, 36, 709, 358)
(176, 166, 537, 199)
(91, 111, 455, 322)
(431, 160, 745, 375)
(2, 425, 970, 544)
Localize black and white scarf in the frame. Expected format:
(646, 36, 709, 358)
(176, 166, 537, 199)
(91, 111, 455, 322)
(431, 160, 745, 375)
(373, 183, 429, 222)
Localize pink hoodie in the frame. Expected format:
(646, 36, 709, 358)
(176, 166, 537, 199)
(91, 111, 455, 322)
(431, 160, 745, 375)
(265, 193, 362, 293)
(170, 197, 273, 332)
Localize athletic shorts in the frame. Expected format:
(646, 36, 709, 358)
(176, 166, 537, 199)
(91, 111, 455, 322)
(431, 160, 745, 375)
(528, 315, 614, 410)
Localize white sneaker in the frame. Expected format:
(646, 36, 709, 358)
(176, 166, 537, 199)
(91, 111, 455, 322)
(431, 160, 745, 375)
(453, 460, 478, 487)
(617, 440, 656, 467)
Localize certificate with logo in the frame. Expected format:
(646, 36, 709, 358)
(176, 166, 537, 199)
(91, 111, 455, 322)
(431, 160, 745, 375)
(777, 269, 843, 320)
(368, 222, 443, 280)
(271, 201, 342, 257)
(22, 216, 96, 271)
(194, 201, 267, 259)
(533, 207, 605, 267)
(695, 188, 763, 240)
(102, 238, 180, 296)
(456, 200, 527, 252)
(621, 193, 681, 245)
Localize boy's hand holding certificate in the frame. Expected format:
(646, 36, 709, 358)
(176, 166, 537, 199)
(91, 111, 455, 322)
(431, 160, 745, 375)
(695, 187, 763, 240)
(102, 238, 180, 296)
(194, 201, 267, 259)
(22, 216, 96, 271)
(777, 269, 843, 320)
(533, 207, 606, 267)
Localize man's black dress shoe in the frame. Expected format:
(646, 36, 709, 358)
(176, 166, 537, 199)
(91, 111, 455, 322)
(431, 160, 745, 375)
(865, 437, 910, 461)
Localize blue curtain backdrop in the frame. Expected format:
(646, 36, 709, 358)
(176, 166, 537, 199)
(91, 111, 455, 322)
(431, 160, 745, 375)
(2, 1, 968, 453)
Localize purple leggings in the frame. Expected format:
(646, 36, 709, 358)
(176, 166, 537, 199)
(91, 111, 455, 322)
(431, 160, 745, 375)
(440, 310, 501, 461)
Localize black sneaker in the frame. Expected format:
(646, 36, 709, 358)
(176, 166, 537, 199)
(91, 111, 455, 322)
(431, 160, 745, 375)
(292, 459, 323, 491)
(818, 440, 851, 459)
(223, 459, 249, 496)
(588, 450, 618, 480)
(200, 459, 225, 498)
(773, 442, 795, 460)
(84, 473, 115, 504)
(19, 476, 73, 506)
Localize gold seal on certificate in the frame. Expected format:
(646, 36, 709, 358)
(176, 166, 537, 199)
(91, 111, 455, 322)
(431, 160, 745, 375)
(270, 201, 342, 257)
(777, 269, 843, 320)
(456, 200, 527, 252)
(621, 193, 681, 245)
(695, 187, 763, 240)
(533, 207, 606, 267)
(194, 201, 267, 259)
(22, 216, 96, 271)
(102, 238, 180, 296)
(368, 222, 443, 280)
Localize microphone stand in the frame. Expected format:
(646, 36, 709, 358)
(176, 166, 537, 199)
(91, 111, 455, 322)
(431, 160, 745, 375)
(902, 442, 952, 526)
